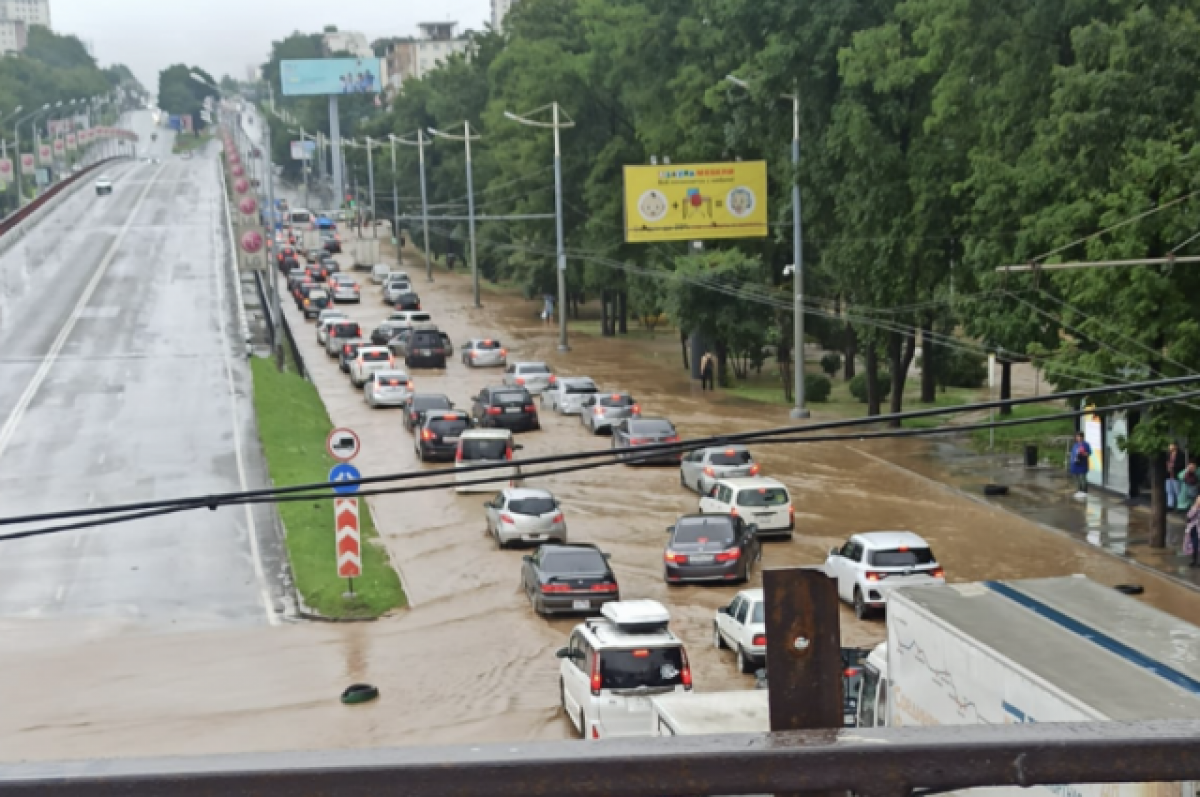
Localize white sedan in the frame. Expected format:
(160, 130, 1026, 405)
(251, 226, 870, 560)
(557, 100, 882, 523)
(95, 176, 113, 196)
(713, 588, 766, 674)
(823, 531, 945, 620)
(541, 377, 597, 415)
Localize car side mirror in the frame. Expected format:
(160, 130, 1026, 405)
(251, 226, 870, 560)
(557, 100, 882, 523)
(666, 525, 675, 534)
(602, 553, 612, 560)
(522, 555, 533, 563)
(555, 647, 570, 659)
(830, 547, 840, 557)
(717, 606, 730, 615)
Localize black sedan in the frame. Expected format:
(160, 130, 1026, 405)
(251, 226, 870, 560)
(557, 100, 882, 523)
(471, 386, 539, 432)
(393, 291, 422, 311)
(413, 410, 470, 462)
(322, 235, 342, 254)
(404, 393, 455, 432)
(521, 543, 619, 616)
(611, 417, 681, 464)
(663, 514, 761, 585)
(338, 338, 367, 373)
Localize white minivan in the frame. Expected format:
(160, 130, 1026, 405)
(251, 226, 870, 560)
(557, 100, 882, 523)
(455, 429, 521, 493)
(699, 477, 794, 539)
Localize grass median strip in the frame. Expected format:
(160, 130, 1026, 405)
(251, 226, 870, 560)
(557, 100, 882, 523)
(250, 357, 406, 619)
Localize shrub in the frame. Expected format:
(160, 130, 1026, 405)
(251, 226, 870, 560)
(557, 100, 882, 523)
(820, 352, 842, 378)
(805, 373, 832, 403)
(849, 371, 892, 403)
(943, 349, 988, 388)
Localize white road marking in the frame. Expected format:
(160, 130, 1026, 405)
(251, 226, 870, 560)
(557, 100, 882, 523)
(0, 164, 167, 461)
(213, 162, 278, 627)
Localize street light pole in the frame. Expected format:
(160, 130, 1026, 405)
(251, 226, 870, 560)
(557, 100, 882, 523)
(429, 122, 483, 306)
(503, 102, 575, 352)
(389, 134, 399, 265)
(394, 130, 433, 282)
(726, 75, 809, 418)
(262, 111, 283, 371)
(365, 135, 377, 237)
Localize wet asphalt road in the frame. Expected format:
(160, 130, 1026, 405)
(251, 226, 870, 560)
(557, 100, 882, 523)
(0, 111, 285, 628)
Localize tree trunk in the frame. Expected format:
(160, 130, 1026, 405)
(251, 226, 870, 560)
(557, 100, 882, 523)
(843, 324, 857, 380)
(999, 360, 1013, 416)
(680, 329, 690, 371)
(601, 291, 613, 337)
(715, 339, 729, 387)
(1150, 450, 1167, 548)
(920, 319, 936, 403)
(617, 290, 628, 334)
(865, 345, 881, 417)
(887, 330, 909, 428)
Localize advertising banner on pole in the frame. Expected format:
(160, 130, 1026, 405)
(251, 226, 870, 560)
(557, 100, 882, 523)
(290, 140, 316, 160)
(0, 158, 12, 184)
(622, 161, 769, 243)
(53, 138, 65, 156)
(37, 143, 52, 165)
(20, 153, 34, 175)
(280, 57, 384, 96)
(66, 133, 77, 151)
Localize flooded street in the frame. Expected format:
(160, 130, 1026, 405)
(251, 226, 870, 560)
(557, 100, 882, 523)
(5, 251, 1200, 762)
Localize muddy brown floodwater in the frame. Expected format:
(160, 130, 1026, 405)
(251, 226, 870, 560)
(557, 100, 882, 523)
(4, 247, 1200, 763)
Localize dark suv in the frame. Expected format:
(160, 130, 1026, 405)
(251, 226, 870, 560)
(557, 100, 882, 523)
(471, 386, 539, 432)
(393, 291, 421, 311)
(405, 327, 447, 369)
(405, 393, 455, 432)
(325, 321, 363, 358)
(414, 410, 471, 462)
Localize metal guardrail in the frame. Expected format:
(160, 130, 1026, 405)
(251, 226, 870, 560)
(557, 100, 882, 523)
(252, 269, 276, 351)
(279, 304, 306, 379)
(1, 719, 1198, 796)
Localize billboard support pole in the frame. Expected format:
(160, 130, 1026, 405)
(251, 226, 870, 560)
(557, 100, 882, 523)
(329, 95, 344, 219)
(788, 91, 809, 420)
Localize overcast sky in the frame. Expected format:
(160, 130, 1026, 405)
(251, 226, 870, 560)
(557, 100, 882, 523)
(53, 0, 491, 94)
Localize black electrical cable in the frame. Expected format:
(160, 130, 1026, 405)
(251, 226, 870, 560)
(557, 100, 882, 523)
(4, 385, 1197, 543)
(0, 373, 1196, 530)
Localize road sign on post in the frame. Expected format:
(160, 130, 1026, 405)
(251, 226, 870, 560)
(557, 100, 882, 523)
(326, 427, 360, 461)
(334, 496, 362, 593)
(330, 462, 361, 494)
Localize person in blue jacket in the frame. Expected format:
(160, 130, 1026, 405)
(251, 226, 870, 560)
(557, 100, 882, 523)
(1069, 432, 1092, 496)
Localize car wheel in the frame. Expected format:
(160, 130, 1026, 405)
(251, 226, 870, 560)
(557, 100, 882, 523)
(854, 588, 870, 621)
(713, 623, 726, 650)
(737, 646, 754, 674)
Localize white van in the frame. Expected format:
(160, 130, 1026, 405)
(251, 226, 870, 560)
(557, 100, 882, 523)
(699, 477, 794, 539)
(289, 208, 313, 227)
(455, 429, 521, 493)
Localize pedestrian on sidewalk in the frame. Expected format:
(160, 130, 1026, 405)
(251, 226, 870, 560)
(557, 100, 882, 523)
(1167, 442, 1182, 511)
(700, 351, 715, 391)
(1068, 432, 1092, 498)
(1184, 494, 1200, 567)
(1179, 461, 1200, 511)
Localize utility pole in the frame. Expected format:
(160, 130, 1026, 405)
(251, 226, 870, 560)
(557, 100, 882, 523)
(365, 135, 377, 238)
(394, 130, 434, 282)
(389, 134, 400, 265)
(429, 122, 482, 307)
(263, 111, 283, 371)
(504, 102, 575, 352)
(329, 95, 344, 217)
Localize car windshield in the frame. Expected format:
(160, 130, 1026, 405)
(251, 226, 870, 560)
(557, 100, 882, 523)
(710, 450, 752, 466)
(869, 547, 936, 567)
(565, 382, 597, 394)
(600, 647, 685, 690)
(461, 438, 508, 460)
(737, 487, 789, 507)
(673, 517, 734, 544)
(492, 391, 528, 405)
(541, 550, 606, 574)
(631, 421, 675, 435)
(519, 364, 550, 374)
(509, 497, 556, 516)
(362, 351, 390, 362)
(600, 395, 633, 407)
(412, 396, 451, 410)
(428, 418, 468, 436)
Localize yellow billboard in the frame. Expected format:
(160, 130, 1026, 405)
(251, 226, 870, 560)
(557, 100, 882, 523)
(623, 161, 769, 243)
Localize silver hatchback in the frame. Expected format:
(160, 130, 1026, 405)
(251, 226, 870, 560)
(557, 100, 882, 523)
(542, 377, 597, 415)
(504, 361, 555, 394)
(483, 488, 567, 548)
(581, 392, 640, 434)
(363, 369, 414, 408)
(462, 338, 507, 368)
(679, 445, 760, 494)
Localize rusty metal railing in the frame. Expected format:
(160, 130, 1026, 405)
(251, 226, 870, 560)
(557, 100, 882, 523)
(1, 719, 1199, 796)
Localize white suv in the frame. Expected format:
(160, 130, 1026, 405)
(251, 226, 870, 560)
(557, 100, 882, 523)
(713, 588, 765, 674)
(823, 531, 945, 619)
(348, 346, 395, 387)
(556, 600, 693, 740)
(699, 477, 794, 539)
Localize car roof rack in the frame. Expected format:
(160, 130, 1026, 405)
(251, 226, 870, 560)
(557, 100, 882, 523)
(599, 600, 671, 634)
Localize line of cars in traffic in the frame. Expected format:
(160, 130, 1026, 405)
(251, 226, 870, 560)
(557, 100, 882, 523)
(294, 250, 948, 740)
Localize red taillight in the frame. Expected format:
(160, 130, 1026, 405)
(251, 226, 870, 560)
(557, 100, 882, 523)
(410, 412, 419, 422)
(344, 345, 352, 354)
(499, 513, 515, 525)
(752, 634, 766, 646)
(681, 648, 692, 690)
(931, 568, 945, 579)
(789, 505, 795, 516)
(416, 301, 421, 309)
(505, 447, 513, 461)
(664, 550, 688, 564)
(548, 375, 556, 384)
(715, 548, 741, 563)
(665, 435, 680, 443)
(500, 348, 507, 356)
(593, 406, 603, 416)
(470, 351, 477, 358)
(541, 583, 572, 593)
(631, 404, 641, 414)
(749, 464, 760, 475)
(590, 582, 618, 593)
(516, 377, 525, 385)
(420, 429, 435, 441)
(455, 446, 463, 462)
(629, 438, 647, 445)
(551, 513, 564, 524)
(845, 667, 863, 678)
(524, 404, 536, 412)
(865, 572, 887, 582)
(591, 724, 599, 739)
(730, 506, 738, 517)
(590, 654, 602, 696)
(407, 381, 415, 389)
(486, 406, 502, 415)
(703, 466, 715, 477)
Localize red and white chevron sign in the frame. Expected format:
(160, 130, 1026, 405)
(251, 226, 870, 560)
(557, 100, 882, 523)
(335, 498, 362, 578)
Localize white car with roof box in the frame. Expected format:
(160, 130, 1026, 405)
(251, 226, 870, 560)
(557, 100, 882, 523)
(680, 446, 760, 494)
(699, 477, 794, 539)
(348, 346, 395, 388)
(823, 531, 945, 619)
(713, 588, 766, 674)
(557, 600, 693, 740)
(363, 369, 413, 407)
(541, 376, 598, 415)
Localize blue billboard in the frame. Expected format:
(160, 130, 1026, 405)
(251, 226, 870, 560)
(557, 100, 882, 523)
(280, 58, 383, 97)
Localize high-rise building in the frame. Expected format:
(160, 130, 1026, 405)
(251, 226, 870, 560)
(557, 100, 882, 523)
(491, 0, 517, 31)
(0, 0, 50, 29)
(0, 18, 25, 54)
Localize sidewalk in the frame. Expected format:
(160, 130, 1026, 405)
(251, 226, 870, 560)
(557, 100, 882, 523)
(878, 438, 1200, 592)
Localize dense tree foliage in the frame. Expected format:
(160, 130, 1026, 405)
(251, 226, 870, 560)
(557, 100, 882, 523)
(157, 64, 217, 131)
(260, 1, 1200, 542)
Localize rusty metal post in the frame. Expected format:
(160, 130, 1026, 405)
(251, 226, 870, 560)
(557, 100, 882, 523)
(765, 567, 844, 797)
